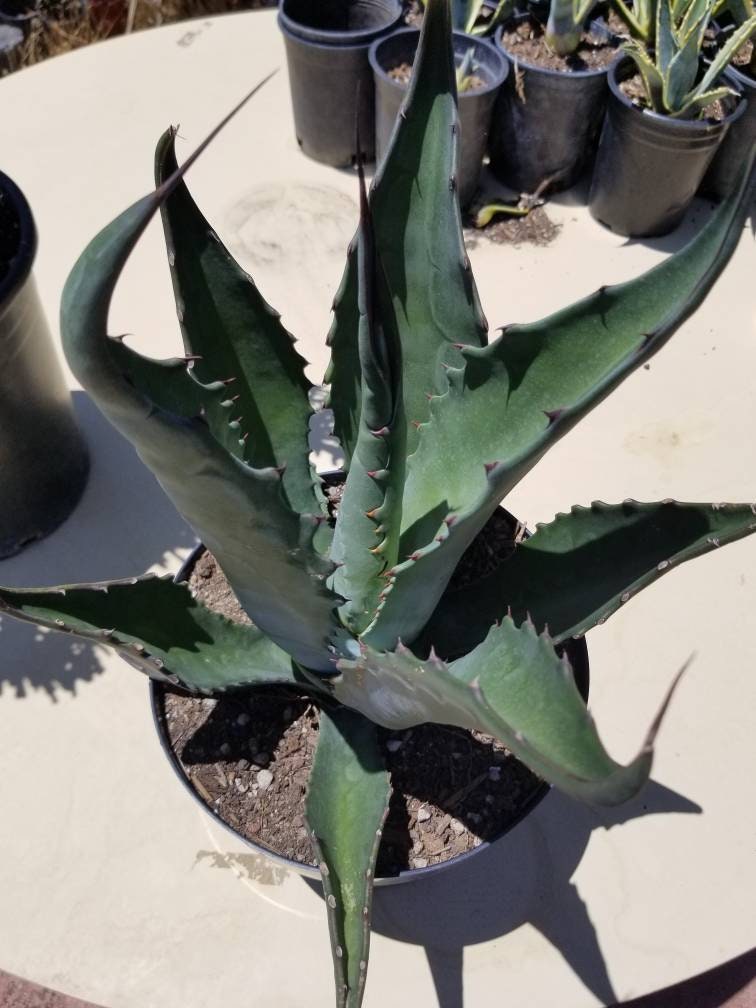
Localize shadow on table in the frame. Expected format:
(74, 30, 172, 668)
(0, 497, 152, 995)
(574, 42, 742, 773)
(306, 779, 700, 1008)
(0, 393, 194, 699)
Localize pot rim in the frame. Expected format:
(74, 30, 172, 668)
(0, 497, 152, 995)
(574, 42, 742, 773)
(278, 0, 402, 50)
(150, 501, 590, 887)
(0, 170, 37, 312)
(494, 23, 621, 80)
(369, 26, 509, 99)
(607, 55, 746, 131)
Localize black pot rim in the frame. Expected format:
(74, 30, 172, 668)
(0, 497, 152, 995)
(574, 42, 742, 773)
(607, 55, 746, 131)
(369, 26, 509, 99)
(278, 0, 402, 50)
(494, 24, 620, 80)
(723, 60, 756, 93)
(0, 170, 37, 312)
(150, 515, 590, 887)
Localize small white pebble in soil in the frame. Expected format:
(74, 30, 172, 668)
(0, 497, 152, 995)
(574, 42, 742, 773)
(327, 894, 337, 908)
(385, 739, 403, 752)
(416, 806, 431, 822)
(450, 818, 465, 835)
(412, 857, 429, 869)
(256, 769, 273, 790)
(473, 837, 482, 847)
(488, 766, 501, 781)
(253, 751, 270, 766)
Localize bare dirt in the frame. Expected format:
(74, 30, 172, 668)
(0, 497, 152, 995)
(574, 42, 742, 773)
(500, 13, 622, 73)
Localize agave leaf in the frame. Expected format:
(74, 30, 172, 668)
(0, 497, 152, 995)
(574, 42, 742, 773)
(546, 0, 583, 55)
(363, 151, 754, 652)
(0, 575, 320, 694)
(469, 0, 514, 35)
(676, 0, 711, 42)
(657, 0, 676, 75)
(325, 0, 488, 467)
(664, 17, 708, 111)
(335, 621, 686, 805)
(153, 130, 325, 521)
(331, 157, 405, 633)
(418, 500, 756, 659)
(623, 39, 667, 111)
(324, 242, 362, 467)
(613, 0, 649, 39)
(60, 82, 342, 672)
(674, 85, 739, 117)
(694, 14, 756, 96)
(305, 706, 391, 1008)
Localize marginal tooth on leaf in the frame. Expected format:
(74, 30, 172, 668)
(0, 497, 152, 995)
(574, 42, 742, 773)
(365, 508, 379, 520)
(411, 420, 422, 430)
(444, 515, 457, 527)
(220, 399, 235, 408)
(483, 461, 498, 474)
(396, 640, 411, 656)
(544, 407, 564, 425)
(183, 354, 203, 363)
(408, 551, 422, 562)
(109, 333, 127, 343)
(453, 343, 466, 350)
(221, 376, 237, 386)
(425, 392, 434, 401)
(370, 425, 390, 438)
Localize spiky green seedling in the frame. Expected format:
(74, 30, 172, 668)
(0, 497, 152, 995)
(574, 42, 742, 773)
(1, 2, 755, 1005)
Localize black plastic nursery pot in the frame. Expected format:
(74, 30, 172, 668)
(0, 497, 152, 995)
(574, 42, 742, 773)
(700, 64, 756, 201)
(589, 58, 746, 237)
(0, 171, 89, 559)
(278, 0, 404, 167)
(149, 512, 590, 888)
(369, 28, 508, 208)
(488, 24, 615, 194)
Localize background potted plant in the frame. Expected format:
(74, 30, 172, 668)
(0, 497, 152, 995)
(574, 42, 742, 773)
(1, 2, 755, 1006)
(489, 0, 622, 193)
(369, 25, 508, 206)
(277, 0, 403, 166)
(0, 168, 89, 558)
(589, 0, 755, 235)
(701, 0, 756, 197)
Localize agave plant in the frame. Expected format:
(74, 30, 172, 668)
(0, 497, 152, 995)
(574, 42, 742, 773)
(1, 1, 755, 1006)
(622, 0, 756, 116)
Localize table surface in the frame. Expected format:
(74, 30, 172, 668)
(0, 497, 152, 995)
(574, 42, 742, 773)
(1, 10, 755, 1008)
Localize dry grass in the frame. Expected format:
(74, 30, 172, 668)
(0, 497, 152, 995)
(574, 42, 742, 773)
(3, 0, 275, 73)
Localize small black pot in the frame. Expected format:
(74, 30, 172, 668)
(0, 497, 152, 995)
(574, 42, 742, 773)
(589, 58, 746, 237)
(489, 24, 615, 193)
(0, 171, 89, 558)
(700, 64, 756, 201)
(278, 0, 403, 167)
(369, 28, 508, 208)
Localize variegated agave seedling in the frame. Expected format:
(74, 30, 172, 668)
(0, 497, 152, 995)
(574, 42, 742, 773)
(622, 0, 756, 117)
(1, 1, 755, 1006)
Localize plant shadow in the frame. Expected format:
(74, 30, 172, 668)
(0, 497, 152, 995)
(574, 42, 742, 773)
(0, 391, 194, 699)
(304, 778, 701, 1008)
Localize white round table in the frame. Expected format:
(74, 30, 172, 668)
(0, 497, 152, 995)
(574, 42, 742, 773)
(0, 10, 754, 1007)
